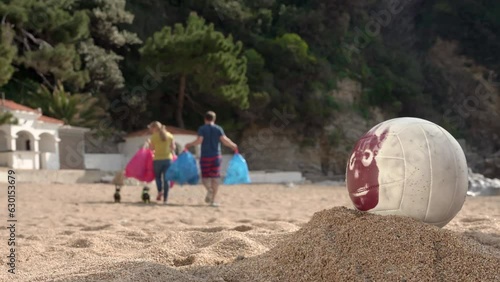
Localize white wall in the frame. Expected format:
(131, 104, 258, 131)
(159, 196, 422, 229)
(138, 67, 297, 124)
(80, 133, 199, 173)
(173, 135, 198, 152)
(84, 154, 125, 172)
(12, 151, 38, 169)
(0, 152, 10, 166)
(248, 171, 304, 183)
(121, 136, 148, 164)
(39, 134, 57, 152)
(40, 152, 59, 170)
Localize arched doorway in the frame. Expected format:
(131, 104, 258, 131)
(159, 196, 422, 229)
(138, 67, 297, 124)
(14, 130, 37, 169)
(16, 131, 34, 151)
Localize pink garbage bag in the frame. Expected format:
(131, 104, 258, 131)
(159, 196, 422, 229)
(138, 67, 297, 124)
(125, 148, 155, 182)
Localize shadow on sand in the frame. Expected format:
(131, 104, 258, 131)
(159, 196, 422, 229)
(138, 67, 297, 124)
(81, 201, 210, 208)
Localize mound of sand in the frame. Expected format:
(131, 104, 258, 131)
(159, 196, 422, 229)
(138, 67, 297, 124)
(193, 207, 500, 281)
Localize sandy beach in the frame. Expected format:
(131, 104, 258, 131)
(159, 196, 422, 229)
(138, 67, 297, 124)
(1, 182, 499, 281)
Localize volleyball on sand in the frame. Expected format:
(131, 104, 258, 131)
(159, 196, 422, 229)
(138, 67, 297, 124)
(346, 117, 468, 228)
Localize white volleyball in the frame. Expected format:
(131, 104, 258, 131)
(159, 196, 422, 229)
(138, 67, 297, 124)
(345, 117, 468, 227)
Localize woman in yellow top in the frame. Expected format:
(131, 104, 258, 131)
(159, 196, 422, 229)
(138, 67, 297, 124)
(147, 121, 175, 203)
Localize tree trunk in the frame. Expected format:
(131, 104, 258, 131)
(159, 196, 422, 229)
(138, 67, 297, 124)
(176, 74, 186, 129)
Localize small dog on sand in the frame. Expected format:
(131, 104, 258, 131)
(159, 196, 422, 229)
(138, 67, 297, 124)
(142, 186, 151, 203)
(114, 186, 121, 203)
(112, 171, 125, 203)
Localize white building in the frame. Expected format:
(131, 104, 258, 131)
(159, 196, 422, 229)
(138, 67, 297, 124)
(0, 99, 203, 172)
(0, 99, 64, 170)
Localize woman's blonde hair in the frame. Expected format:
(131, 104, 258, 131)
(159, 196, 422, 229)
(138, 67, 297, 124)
(148, 121, 169, 141)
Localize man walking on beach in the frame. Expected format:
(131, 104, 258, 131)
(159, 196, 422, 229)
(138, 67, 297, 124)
(185, 111, 238, 207)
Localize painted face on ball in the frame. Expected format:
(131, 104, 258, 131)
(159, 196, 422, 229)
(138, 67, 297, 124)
(347, 126, 389, 211)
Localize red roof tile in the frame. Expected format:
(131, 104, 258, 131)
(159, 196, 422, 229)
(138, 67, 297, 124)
(1, 99, 39, 113)
(125, 126, 197, 137)
(1, 99, 64, 125)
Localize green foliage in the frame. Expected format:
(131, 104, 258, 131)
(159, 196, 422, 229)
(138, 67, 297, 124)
(26, 81, 106, 128)
(0, 0, 91, 91)
(244, 51, 265, 71)
(211, 0, 254, 23)
(419, 0, 500, 72)
(0, 0, 495, 149)
(208, 0, 274, 35)
(346, 39, 425, 116)
(243, 48, 274, 110)
(253, 32, 337, 127)
(0, 0, 91, 44)
(0, 24, 17, 87)
(275, 33, 315, 63)
(0, 111, 18, 125)
(140, 12, 250, 120)
(74, 0, 142, 48)
(79, 39, 124, 93)
(73, 0, 141, 99)
(18, 43, 90, 90)
(0, 0, 139, 96)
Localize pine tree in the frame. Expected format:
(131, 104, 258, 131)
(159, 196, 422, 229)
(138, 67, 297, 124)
(140, 12, 249, 128)
(0, 23, 16, 87)
(0, 0, 91, 91)
(79, 39, 125, 94)
(73, 0, 142, 95)
(74, 0, 141, 49)
(18, 43, 90, 90)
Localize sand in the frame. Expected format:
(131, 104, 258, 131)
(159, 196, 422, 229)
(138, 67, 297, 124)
(0, 183, 499, 281)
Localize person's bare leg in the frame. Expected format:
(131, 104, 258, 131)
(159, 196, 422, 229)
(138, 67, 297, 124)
(210, 178, 220, 205)
(202, 178, 213, 203)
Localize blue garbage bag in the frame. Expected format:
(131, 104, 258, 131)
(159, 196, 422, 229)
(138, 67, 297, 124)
(224, 153, 251, 185)
(166, 151, 199, 185)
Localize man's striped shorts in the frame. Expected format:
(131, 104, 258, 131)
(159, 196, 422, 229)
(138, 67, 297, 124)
(200, 155, 222, 178)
